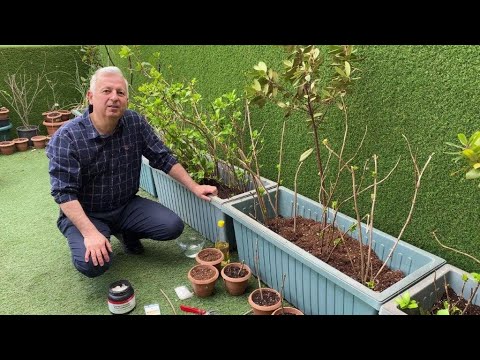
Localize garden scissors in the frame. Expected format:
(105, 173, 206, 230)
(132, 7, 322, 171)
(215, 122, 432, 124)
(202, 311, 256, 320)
(179, 304, 217, 315)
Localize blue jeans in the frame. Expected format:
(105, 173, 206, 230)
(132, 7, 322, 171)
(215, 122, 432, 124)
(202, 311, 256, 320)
(57, 196, 184, 278)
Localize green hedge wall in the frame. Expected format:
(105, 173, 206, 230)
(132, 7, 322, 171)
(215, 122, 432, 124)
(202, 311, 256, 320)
(0, 46, 88, 134)
(103, 45, 480, 272)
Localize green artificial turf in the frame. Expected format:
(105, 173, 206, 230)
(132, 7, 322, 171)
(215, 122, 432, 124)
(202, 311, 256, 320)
(0, 149, 257, 315)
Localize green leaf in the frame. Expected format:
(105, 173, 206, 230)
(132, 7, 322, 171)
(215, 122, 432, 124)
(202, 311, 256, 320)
(345, 61, 351, 77)
(458, 133, 468, 146)
(474, 163, 480, 169)
(445, 142, 465, 150)
(253, 79, 261, 92)
(299, 148, 314, 162)
(436, 309, 450, 315)
(466, 168, 480, 179)
(335, 66, 346, 77)
(471, 273, 480, 282)
(254, 61, 267, 73)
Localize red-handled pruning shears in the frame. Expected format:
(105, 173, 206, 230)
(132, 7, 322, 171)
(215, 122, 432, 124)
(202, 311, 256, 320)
(180, 304, 217, 315)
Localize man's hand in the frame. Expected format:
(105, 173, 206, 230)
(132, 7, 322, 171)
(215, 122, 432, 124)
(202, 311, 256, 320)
(84, 232, 113, 266)
(192, 184, 218, 201)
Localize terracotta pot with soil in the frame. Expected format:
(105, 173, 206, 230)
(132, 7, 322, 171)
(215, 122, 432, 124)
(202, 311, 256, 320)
(195, 247, 224, 271)
(31, 135, 47, 149)
(188, 264, 219, 297)
(272, 306, 304, 315)
(0, 141, 16, 155)
(248, 288, 282, 315)
(221, 262, 251, 296)
(12, 138, 29, 151)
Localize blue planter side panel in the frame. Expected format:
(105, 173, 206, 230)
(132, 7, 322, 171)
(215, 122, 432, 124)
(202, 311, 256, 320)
(139, 160, 157, 197)
(151, 167, 275, 247)
(151, 168, 229, 244)
(234, 218, 375, 314)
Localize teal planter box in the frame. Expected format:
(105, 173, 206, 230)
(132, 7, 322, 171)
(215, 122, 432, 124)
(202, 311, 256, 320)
(379, 264, 480, 315)
(222, 186, 445, 315)
(139, 157, 157, 197)
(151, 164, 276, 247)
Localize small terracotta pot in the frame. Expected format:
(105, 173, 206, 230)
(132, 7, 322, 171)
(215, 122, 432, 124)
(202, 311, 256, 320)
(0, 107, 9, 121)
(188, 264, 219, 297)
(195, 247, 224, 271)
(43, 119, 68, 135)
(272, 306, 304, 315)
(221, 262, 251, 296)
(31, 135, 47, 149)
(58, 110, 72, 121)
(12, 137, 29, 151)
(0, 140, 15, 155)
(46, 111, 62, 123)
(248, 288, 282, 315)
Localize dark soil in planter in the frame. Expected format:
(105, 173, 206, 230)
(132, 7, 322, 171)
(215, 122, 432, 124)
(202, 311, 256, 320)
(200, 178, 244, 199)
(265, 216, 404, 292)
(429, 287, 480, 315)
(224, 265, 248, 278)
(252, 289, 280, 306)
(198, 248, 222, 262)
(191, 266, 216, 280)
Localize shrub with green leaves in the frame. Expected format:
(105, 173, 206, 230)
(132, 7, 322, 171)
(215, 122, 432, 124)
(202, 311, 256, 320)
(133, 65, 252, 189)
(246, 45, 361, 206)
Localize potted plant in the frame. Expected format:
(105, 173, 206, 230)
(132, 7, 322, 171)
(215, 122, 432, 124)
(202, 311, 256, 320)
(380, 264, 480, 315)
(0, 66, 48, 145)
(132, 53, 276, 248)
(221, 261, 252, 296)
(381, 131, 480, 315)
(187, 264, 219, 298)
(221, 46, 445, 315)
(195, 247, 224, 271)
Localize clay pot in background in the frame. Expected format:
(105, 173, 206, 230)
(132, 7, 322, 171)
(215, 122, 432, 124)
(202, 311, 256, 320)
(272, 307, 304, 315)
(248, 288, 282, 315)
(31, 135, 47, 149)
(195, 247, 224, 271)
(46, 111, 62, 123)
(221, 262, 251, 296)
(0, 140, 15, 155)
(0, 107, 10, 121)
(58, 110, 72, 121)
(12, 137, 29, 151)
(187, 264, 219, 297)
(43, 120, 68, 136)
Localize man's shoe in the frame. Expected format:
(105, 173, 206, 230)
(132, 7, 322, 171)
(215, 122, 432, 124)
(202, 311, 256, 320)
(116, 233, 145, 255)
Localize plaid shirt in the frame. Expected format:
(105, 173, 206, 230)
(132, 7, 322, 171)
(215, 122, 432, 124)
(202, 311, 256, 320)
(46, 109, 177, 212)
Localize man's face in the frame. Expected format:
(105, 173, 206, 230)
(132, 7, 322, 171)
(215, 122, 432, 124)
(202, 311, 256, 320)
(87, 73, 128, 121)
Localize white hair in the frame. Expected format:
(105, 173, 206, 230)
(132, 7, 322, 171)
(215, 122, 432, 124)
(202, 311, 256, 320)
(89, 66, 129, 97)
